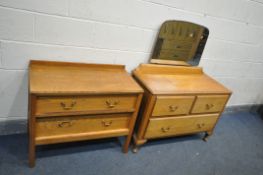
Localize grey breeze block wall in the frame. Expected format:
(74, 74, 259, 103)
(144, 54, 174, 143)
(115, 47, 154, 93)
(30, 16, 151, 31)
(0, 0, 263, 129)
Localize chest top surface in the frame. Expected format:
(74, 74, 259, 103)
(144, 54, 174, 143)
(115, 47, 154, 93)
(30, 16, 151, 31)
(133, 64, 231, 95)
(29, 60, 143, 95)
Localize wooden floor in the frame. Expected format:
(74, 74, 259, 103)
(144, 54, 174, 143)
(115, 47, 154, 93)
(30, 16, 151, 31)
(0, 111, 262, 175)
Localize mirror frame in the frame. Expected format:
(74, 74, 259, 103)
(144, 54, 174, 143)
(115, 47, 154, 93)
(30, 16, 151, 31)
(150, 20, 209, 66)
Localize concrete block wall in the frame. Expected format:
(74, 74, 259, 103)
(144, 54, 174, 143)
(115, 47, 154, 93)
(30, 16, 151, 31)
(0, 0, 263, 123)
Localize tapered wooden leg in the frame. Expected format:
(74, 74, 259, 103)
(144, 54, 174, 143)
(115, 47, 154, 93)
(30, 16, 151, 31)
(28, 95, 36, 167)
(29, 141, 35, 167)
(203, 131, 213, 142)
(28, 116, 36, 167)
(122, 134, 132, 153)
(122, 94, 143, 153)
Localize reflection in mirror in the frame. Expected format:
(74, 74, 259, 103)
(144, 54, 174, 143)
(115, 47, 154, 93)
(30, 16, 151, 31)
(150, 20, 209, 66)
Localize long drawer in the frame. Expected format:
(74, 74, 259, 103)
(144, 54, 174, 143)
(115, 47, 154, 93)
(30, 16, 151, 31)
(191, 95, 228, 114)
(35, 113, 131, 144)
(152, 96, 195, 117)
(35, 95, 137, 117)
(145, 114, 219, 139)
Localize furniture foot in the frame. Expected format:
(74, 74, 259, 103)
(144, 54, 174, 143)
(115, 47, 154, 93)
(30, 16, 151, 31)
(132, 134, 147, 153)
(203, 131, 213, 142)
(132, 145, 140, 153)
(122, 145, 129, 153)
(203, 134, 209, 142)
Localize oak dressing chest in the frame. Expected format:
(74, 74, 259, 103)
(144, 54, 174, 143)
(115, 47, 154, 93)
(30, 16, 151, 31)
(28, 60, 143, 167)
(132, 21, 232, 152)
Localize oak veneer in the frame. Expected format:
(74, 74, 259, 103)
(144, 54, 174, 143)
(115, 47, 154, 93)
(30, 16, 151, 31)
(35, 95, 137, 117)
(191, 95, 229, 114)
(132, 64, 231, 152)
(145, 114, 219, 139)
(36, 114, 131, 140)
(29, 60, 142, 95)
(28, 60, 143, 167)
(152, 96, 195, 117)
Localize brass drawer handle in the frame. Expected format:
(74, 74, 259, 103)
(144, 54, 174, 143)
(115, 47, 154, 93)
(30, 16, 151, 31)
(101, 120, 113, 127)
(58, 121, 73, 128)
(106, 100, 119, 108)
(197, 123, 205, 129)
(161, 127, 170, 133)
(206, 104, 214, 110)
(60, 101, 77, 110)
(169, 105, 178, 112)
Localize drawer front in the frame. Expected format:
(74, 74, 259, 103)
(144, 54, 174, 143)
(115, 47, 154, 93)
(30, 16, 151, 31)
(145, 114, 219, 139)
(36, 114, 130, 138)
(191, 95, 228, 114)
(35, 95, 137, 116)
(152, 96, 195, 117)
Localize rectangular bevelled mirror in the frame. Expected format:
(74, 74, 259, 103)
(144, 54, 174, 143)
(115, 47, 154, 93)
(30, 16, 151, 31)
(150, 20, 209, 66)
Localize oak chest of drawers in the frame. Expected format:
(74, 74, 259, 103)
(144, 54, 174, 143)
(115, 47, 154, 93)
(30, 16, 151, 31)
(28, 60, 143, 167)
(132, 64, 231, 152)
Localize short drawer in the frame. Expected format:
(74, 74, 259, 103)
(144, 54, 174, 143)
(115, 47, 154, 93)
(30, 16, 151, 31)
(36, 113, 131, 141)
(152, 96, 195, 117)
(35, 95, 137, 117)
(191, 95, 228, 114)
(145, 114, 219, 139)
